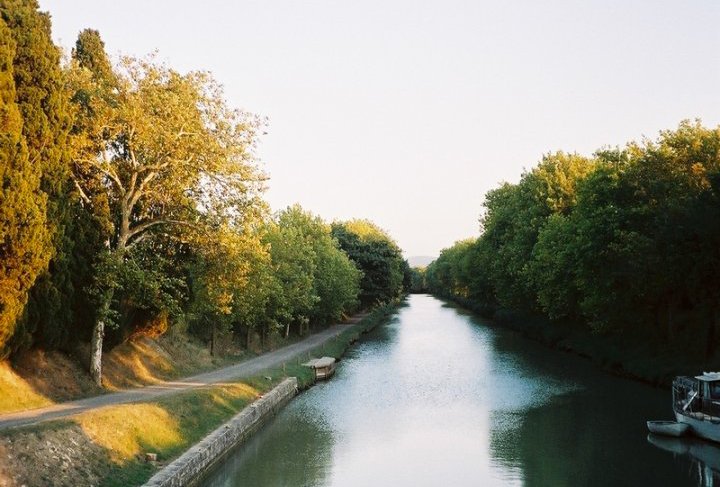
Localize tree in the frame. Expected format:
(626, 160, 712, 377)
(332, 219, 405, 306)
(8, 10, 100, 353)
(480, 152, 594, 312)
(0, 13, 50, 353)
(69, 53, 265, 385)
(263, 210, 317, 339)
(300, 210, 361, 326)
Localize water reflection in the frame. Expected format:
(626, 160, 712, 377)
(648, 435, 720, 487)
(201, 412, 334, 487)
(201, 295, 709, 486)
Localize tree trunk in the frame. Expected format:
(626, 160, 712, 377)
(90, 269, 114, 387)
(90, 317, 105, 387)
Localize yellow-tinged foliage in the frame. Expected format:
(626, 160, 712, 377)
(340, 218, 393, 242)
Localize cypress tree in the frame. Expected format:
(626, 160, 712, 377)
(0, 13, 50, 354)
(1, 0, 77, 353)
(74, 29, 116, 87)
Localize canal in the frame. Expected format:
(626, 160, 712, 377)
(201, 294, 720, 486)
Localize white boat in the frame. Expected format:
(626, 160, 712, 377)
(672, 372, 720, 443)
(647, 420, 690, 437)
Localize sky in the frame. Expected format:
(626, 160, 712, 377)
(39, 0, 720, 257)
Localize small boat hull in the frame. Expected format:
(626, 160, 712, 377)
(676, 412, 720, 443)
(647, 420, 690, 437)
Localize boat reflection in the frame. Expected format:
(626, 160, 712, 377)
(648, 434, 720, 487)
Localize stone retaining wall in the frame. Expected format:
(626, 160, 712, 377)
(143, 377, 298, 487)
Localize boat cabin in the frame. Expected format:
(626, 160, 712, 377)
(302, 356, 336, 380)
(673, 373, 720, 421)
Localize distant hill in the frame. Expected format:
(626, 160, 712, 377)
(407, 256, 435, 268)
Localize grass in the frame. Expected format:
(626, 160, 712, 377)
(0, 362, 53, 413)
(1, 378, 277, 487)
(265, 303, 398, 389)
(94, 379, 275, 487)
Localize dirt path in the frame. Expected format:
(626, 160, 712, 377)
(0, 315, 366, 431)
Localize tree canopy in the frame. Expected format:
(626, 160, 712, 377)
(332, 219, 408, 306)
(427, 121, 720, 361)
(0, 8, 407, 385)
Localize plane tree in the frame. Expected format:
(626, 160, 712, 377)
(68, 47, 265, 385)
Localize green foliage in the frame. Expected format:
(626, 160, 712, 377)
(185, 205, 362, 348)
(262, 206, 361, 337)
(331, 219, 406, 306)
(73, 29, 116, 87)
(264, 208, 319, 333)
(428, 121, 720, 361)
(408, 267, 427, 293)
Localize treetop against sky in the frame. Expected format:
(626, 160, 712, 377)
(39, 0, 720, 256)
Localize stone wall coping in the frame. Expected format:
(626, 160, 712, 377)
(143, 377, 298, 487)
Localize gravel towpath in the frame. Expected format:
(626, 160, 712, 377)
(0, 314, 366, 431)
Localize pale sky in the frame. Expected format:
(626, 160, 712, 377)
(39, 0, 720, 257)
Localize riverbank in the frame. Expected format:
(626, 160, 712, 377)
(144, 378, 299, 487)
(277, 302, 400, 390)
(435, 294, 719, 387)
(0, 303, 398, 487)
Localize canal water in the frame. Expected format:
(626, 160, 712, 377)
(201, 294, 720, 487)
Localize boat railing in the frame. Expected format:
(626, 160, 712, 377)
(673, 376, 720, 421)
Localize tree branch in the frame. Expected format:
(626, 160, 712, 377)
(128, 171, 157, 211)
(76, 155, 125, 193)
(127, 218, 197, 241)
(73, 178, 92, 205)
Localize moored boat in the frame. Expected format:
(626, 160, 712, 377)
(647, 420, 690, 437)
(302, 356, 337, 380)
(672, 372, 720, 443)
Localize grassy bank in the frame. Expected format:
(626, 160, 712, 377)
(435, 293, 719, 387)
(0, 333, 250, 416)
(0, 304, 398, 487)
(0, 377, 276, 487)
(268, 302, 399, 389)
(0, 311, 364, 416)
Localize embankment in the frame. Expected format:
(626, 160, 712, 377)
(435, 293, 719, 387)
(144, 377, 298, 487)
(143, 302, 398, 487)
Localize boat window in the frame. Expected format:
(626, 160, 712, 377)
(710, 382, 720, 400)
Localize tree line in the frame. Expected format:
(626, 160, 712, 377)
(0, 1, 410, 384)
(425, 121, 720, 362)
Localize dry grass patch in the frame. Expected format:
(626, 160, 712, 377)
(77, 404, 182, 463)
(0, 362, 52, 414)
(102, 334, 246, 390)
(102, 338, 177, 389)
(13, 349, 101, 402)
